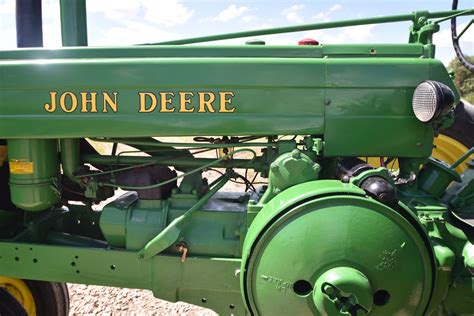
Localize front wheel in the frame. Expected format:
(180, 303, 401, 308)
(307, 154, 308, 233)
(435, 101, 474, 172)
(0, 277, 69, 316)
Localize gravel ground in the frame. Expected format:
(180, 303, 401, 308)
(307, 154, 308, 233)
(68, 284, 216, 315)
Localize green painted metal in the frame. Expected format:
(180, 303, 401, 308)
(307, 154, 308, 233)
(100, 192, 163, 249)
(0, 242, 246, 315)
(0, 52, 456, 158)
(0, 44, 426, 60)
(241, 181, 434, 315)
(417, 158, 462, 197)
(80, 154, 260, 170)
(59, 0, 87, 47)
(7, 139, 59, 211)
(0, 5, 473, 315)
(100, 191, 245, 257)
(260, 149, 320, 203)
(60, 139, 80, 184)
(313, 267, 373, 315)
(139, 172, 230, 259)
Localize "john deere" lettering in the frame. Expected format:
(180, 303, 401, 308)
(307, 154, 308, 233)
(43, 91, 236, 113)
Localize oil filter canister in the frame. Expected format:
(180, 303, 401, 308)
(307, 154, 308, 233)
(8, 139, 60, 211)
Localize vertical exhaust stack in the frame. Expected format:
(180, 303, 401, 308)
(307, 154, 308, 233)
(16, 0, 43, 48)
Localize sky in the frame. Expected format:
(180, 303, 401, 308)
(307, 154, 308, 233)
(0, 0, 472, 65)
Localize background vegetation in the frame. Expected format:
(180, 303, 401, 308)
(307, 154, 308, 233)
(448, 56, 474, 104)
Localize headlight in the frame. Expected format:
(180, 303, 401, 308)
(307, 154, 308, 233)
(412, 80, 455, 122)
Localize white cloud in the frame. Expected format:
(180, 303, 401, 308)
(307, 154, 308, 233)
(41, 0, 61, 48)
(330, 4, 342, 12)
(0, 0, 14, 14)
(98, 21, 180, 46)
(143, 1, 194, 27)
(282, 4, 305, 24)
(312, 4, 342, 22)
(242, 15, 256, 23)
(87, 0, 141, 20)
(86, 0, 192, 44)
(88, 0, 193, 27)
(433, 22, 474, 65)
(303, 24, 375, 44)
(214, 4, 248, 22)
(434, 22, 474, 49)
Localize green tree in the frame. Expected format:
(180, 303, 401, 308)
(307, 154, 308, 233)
(448, 56, 474, 104)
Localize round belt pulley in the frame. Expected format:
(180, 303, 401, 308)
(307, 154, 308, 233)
(241, 181, 434, 315)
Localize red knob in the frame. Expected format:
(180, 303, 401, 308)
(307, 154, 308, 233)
(298, 38, 319, 45)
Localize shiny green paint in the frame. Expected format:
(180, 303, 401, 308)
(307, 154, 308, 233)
(241, 181, 434, 315)
(139, 173, 231, 259)
(417, 211, 474, 315)
(260, 149, 320, 203)
(445, 158, 474, 212)
(417, 158, 462, 197)
(100, 193, 166, 249)
(60, 0, 87, 47)
(59, 139, 80, 184)
(0, 47, 456, 157)
(313, 267, 372, 315)
(0, 242, 245, 315)
(0, 44, 426, 60)
(7, 139, 59, 211)
(101, 190, 245, 257)
(0, 6, 473, 315)
(80, 154, 260, 170)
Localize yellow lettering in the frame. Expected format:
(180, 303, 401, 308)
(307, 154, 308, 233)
(160, 92, 175, 113)
(44, 91, 57, 112)
(103, 92, 118, 112)
(60, 92, 78, 113)
(138, 92, 157, 113)
(80, 92, 97, 113)
(198, 92, 216, 113)
(219, 91, 235, 113)
(179, 92, 194, 113)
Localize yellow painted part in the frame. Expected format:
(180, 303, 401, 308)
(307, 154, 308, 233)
(0, 276, 36, 316)
(366, 135, 470, 173)
(433, 134, 471, 173)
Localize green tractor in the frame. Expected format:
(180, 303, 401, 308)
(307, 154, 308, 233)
(0, 0, 473, 315)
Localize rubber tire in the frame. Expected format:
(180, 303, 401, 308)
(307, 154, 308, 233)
(443, 101, 474, 148)
(24, 280, 70, 316)
(0, 287, 28, 316)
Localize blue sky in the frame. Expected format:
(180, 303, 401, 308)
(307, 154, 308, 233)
(0, 0, 472, 65)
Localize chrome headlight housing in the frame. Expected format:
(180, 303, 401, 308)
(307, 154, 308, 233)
(412, 80, 455, 122)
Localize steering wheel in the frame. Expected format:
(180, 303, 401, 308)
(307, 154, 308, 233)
(451, 0, 474, 72)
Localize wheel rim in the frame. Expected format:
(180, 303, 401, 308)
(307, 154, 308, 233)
(365, 134, 471, 173)
(433, 134, 471, 173)
(0, 276, 36, 315)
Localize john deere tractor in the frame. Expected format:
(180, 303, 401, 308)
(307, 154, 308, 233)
(0, 0, 473, 315)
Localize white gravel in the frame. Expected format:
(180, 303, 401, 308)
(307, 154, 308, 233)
(68, 284, 217, 315)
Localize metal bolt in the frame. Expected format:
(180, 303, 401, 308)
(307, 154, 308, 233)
(291, 149, 301, 159)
